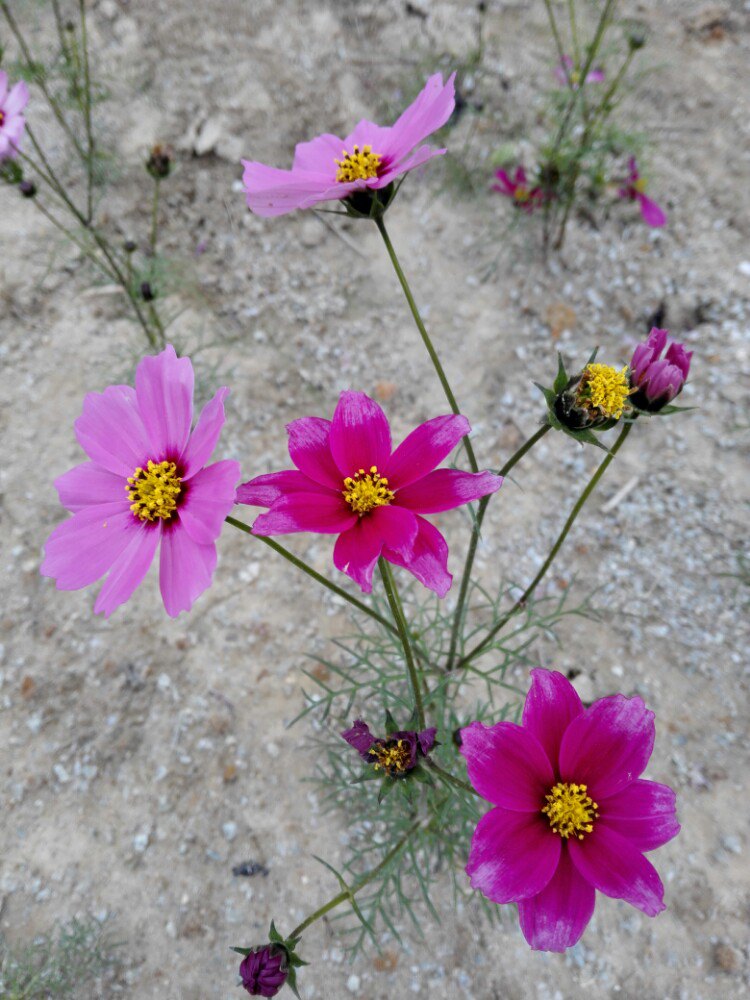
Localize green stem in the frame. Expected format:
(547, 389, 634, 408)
(378, 558, 425, 730)
(456, 421, 632, 669)
(288, 819, 421, 939)
(543, 0, 572, 86)
(446, 423, 551, 670)
(427, 759, 477, 796)
(150, 178, 160, 255)
(375, 216, 479, 474)
(27, 195, 116, 281)
(568, 0, 581, 65)
(79, 0, 95, 223)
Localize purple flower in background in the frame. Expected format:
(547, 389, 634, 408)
(492, 166, 544, 213)
(242, 73, 455, 217)
(630, 327, 692, 411)
(461, 669, 679, 952)
(554, 55, 605, 88)
(342, 719, 437, 777)
(0, 70, 29, 161)
(618, 156, 667, 227)
(239, 946, 288, 997)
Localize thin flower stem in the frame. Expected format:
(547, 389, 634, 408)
(150, 178, 160, 255)
(426, 759, 477, 796)
(374, 216, 479, 474)
(378, 558, 425, 730)
(456, 421, 632, 669)
(78, 0, 96, 223)
(288, 818, 421, 939)
(446, 423, 551, 670)
(543, 0, 572, 86)
(225, 515, 396, 636)
(568, 0, 581, 65)
(28, 196, 117, 281)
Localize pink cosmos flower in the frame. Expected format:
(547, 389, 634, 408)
(630, 326, 692, 411)
(461, 669, 679, 952)
(241, 73, 455, 217)
(41, 346, 240, 618)
(554, 55, 605, 88)
(492, 166, 544, 213)
(0, 70, 29, 161)
(618, 156, 667, 227)
(236, 391, 502, 596)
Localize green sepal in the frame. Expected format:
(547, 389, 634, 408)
(285, 966, 302, 999)
(268, 920, 283, 944)
(230, 946, 253, 957)
(350, 769, 380, 784)
(562, 426, 611, 451)
(534, 381, 557, 407)
(410, 765, 435, 786)
(406, 706, 419, 730)
(377, 777, 397, 804)
(383, 708, 399, 734)
(552, 352, 569, 394)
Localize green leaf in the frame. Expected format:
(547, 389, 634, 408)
(410, 766, 434, 786)
(655, 403, 698, 415)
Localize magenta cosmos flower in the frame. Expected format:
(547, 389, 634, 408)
(461, 669, 679, 952)
(41, 346, 240, 617)
(241, 73, 455, 217)
(0, 70, 29, 161)
(554, 56, 605, 88)
(630, 327, 692, 412)
(619, 156, 667, 227)
(236, 391, 502, 596)
(492, 166, 544, 213)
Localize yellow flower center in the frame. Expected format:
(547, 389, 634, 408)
(335, 144, 382, 183)
(0, 111, 5, 128)
(570, 70, 581, 85)
(127, 459, 182, 522)
(513, 185, 530, 203)
(577, 363, 632, 419)
(342, 466, 394, 516)
(632, 176, 648, 194)
(368, 739, 411, 776)
(542, 782, 599, 840)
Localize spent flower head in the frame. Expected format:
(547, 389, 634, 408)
(342, 717, 437, 778)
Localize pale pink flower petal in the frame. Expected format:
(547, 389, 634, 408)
(569, 826, 666, 917)
(460, 720, 554, 811)
(292, 132, 348, 172)
(181, 387, 230, 479)
(395, 468, 502, 514)
(41, 504, 138, 590)
(329, 390, 391, 477)
(5, 79, 29, 116)
(384, 72, 456, 163)
(385, 414, 470, 490)
(253, 493, 357, 535)
(177, 459, 241, 546)
(94, 520, 161, 617)
(159, 525, 217, 618)
(74, 386, 151, 477)
(54, 461, 128, 513)
(382, 515, 452, 597)
(286, 416, 342, 489)
(241, 160, 359, 217)
(0, 71, 7, 105)
(522, 669, 584, 771)
(135, 344, 194, 460)
(466, 806, 561, 903)
(518, 849, 596, 952)
(598, 779, 680, 852)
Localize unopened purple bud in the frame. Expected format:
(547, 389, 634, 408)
(19, 179, 37, 198)
(629, 326, 692, 411)
(140, 281, 154, 302)
(239, 945, 288, 998)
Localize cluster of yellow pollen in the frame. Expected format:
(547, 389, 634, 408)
(513, 185, 531, 203)
(368, 740, 412, 776)
(542, 782, 599, 840)
(335, 144, 382, 183)
(577, 363, 632, 419)
(342, 466, 395, 516)
(570, 70, 582, 86)
(126, 459, 182, 522)
(632, 176, 648, 194)
(0, 111, 5, 128)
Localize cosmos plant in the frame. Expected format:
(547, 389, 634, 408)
(34, 65, 694, 998)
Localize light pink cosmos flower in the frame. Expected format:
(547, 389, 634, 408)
(236, 391, 502, 596)
(492, 166, 544, 213)
(0, 70, 30, 161)
(241, 73, 455, 217)
(619, 156, 667, 227)
(41, 346, 240, 618)
(554, 55, 605, 88)
(461, 669, 679, 952)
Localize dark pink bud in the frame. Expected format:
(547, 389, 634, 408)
(239, 945, 288, 997)
(630, 327, 692, 411)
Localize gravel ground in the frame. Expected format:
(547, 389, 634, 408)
(1, 1, 749, 998)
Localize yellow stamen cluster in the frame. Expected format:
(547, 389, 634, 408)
(577, 363, 632, 419)
(0, 111, 5, 128)
(513, 185, 531, 203)
(632, 176, 648, 194)
(542, 782, 599, 840)
(335, 144, 382, 183)
(127, 459, 182, 522)
(369, 740, 411, 776)
(343, 466, 394, 516)
(570, 70, 582, 86)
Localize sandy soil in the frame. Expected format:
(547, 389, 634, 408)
(1, 1, 749, 998)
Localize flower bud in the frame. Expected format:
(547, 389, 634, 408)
(140, 281, 154, 302)
(124, 239, 137, 253)
(629, 327, 692, 412)
(19, 179, 37, 198)
(239, 945, 288, 998)
(145, 144, 173, 179)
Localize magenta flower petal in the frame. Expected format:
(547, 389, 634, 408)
(385, 72, 456, 164)
(286, 416, 342, 489)
(178, 459, 240, 545)
(333, 517, 386, 593)
(586, 68, 606, 83)
(395, 468, 502, 514)
(665, 341, 692, 379)
(385, 414, 470, 489)
(598, 779, 680, 852)
(159, 524, 218, 618)
(253, 493, 356, 535)
(41, 504, 137, 589)
(236, 470, 332, 507)
(569, 826, 666, 917)
(382, 515, 452, 597)
(181, 387, 229, 479)
(341, 719, 377, 759)
(329, 391, 391, 477)
(54, 461, 128, 513)
(460, 720, 554, 811)
(522, 669, 584, 772)
(559, 695, 655, 799)
(466, 806, 560, 903)
(518, 848, 596, 952)
(93, 520, 161, 617)
(74, 386, 151, 477)
(638, 192, 667, 227)
(491, 169, 514, 195)
(135, 344, 194, 460)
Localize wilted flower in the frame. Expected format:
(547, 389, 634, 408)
(145, 143, 174, 179)
(618, 156, 666, 227)
(236, 391, 502, 596)
(241, 73, 455, 217)
(461, 669, 679, 952)
(0, 70, 29, 161)
(492, 165, 544, 212)
(41, 346, 240, 617)
(342, 718, 437, 777)
(239, 945, 288, 997)
(19, 179, 36, 198)
(630, 326, 692, 411)
(554, 55, 605, 88)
